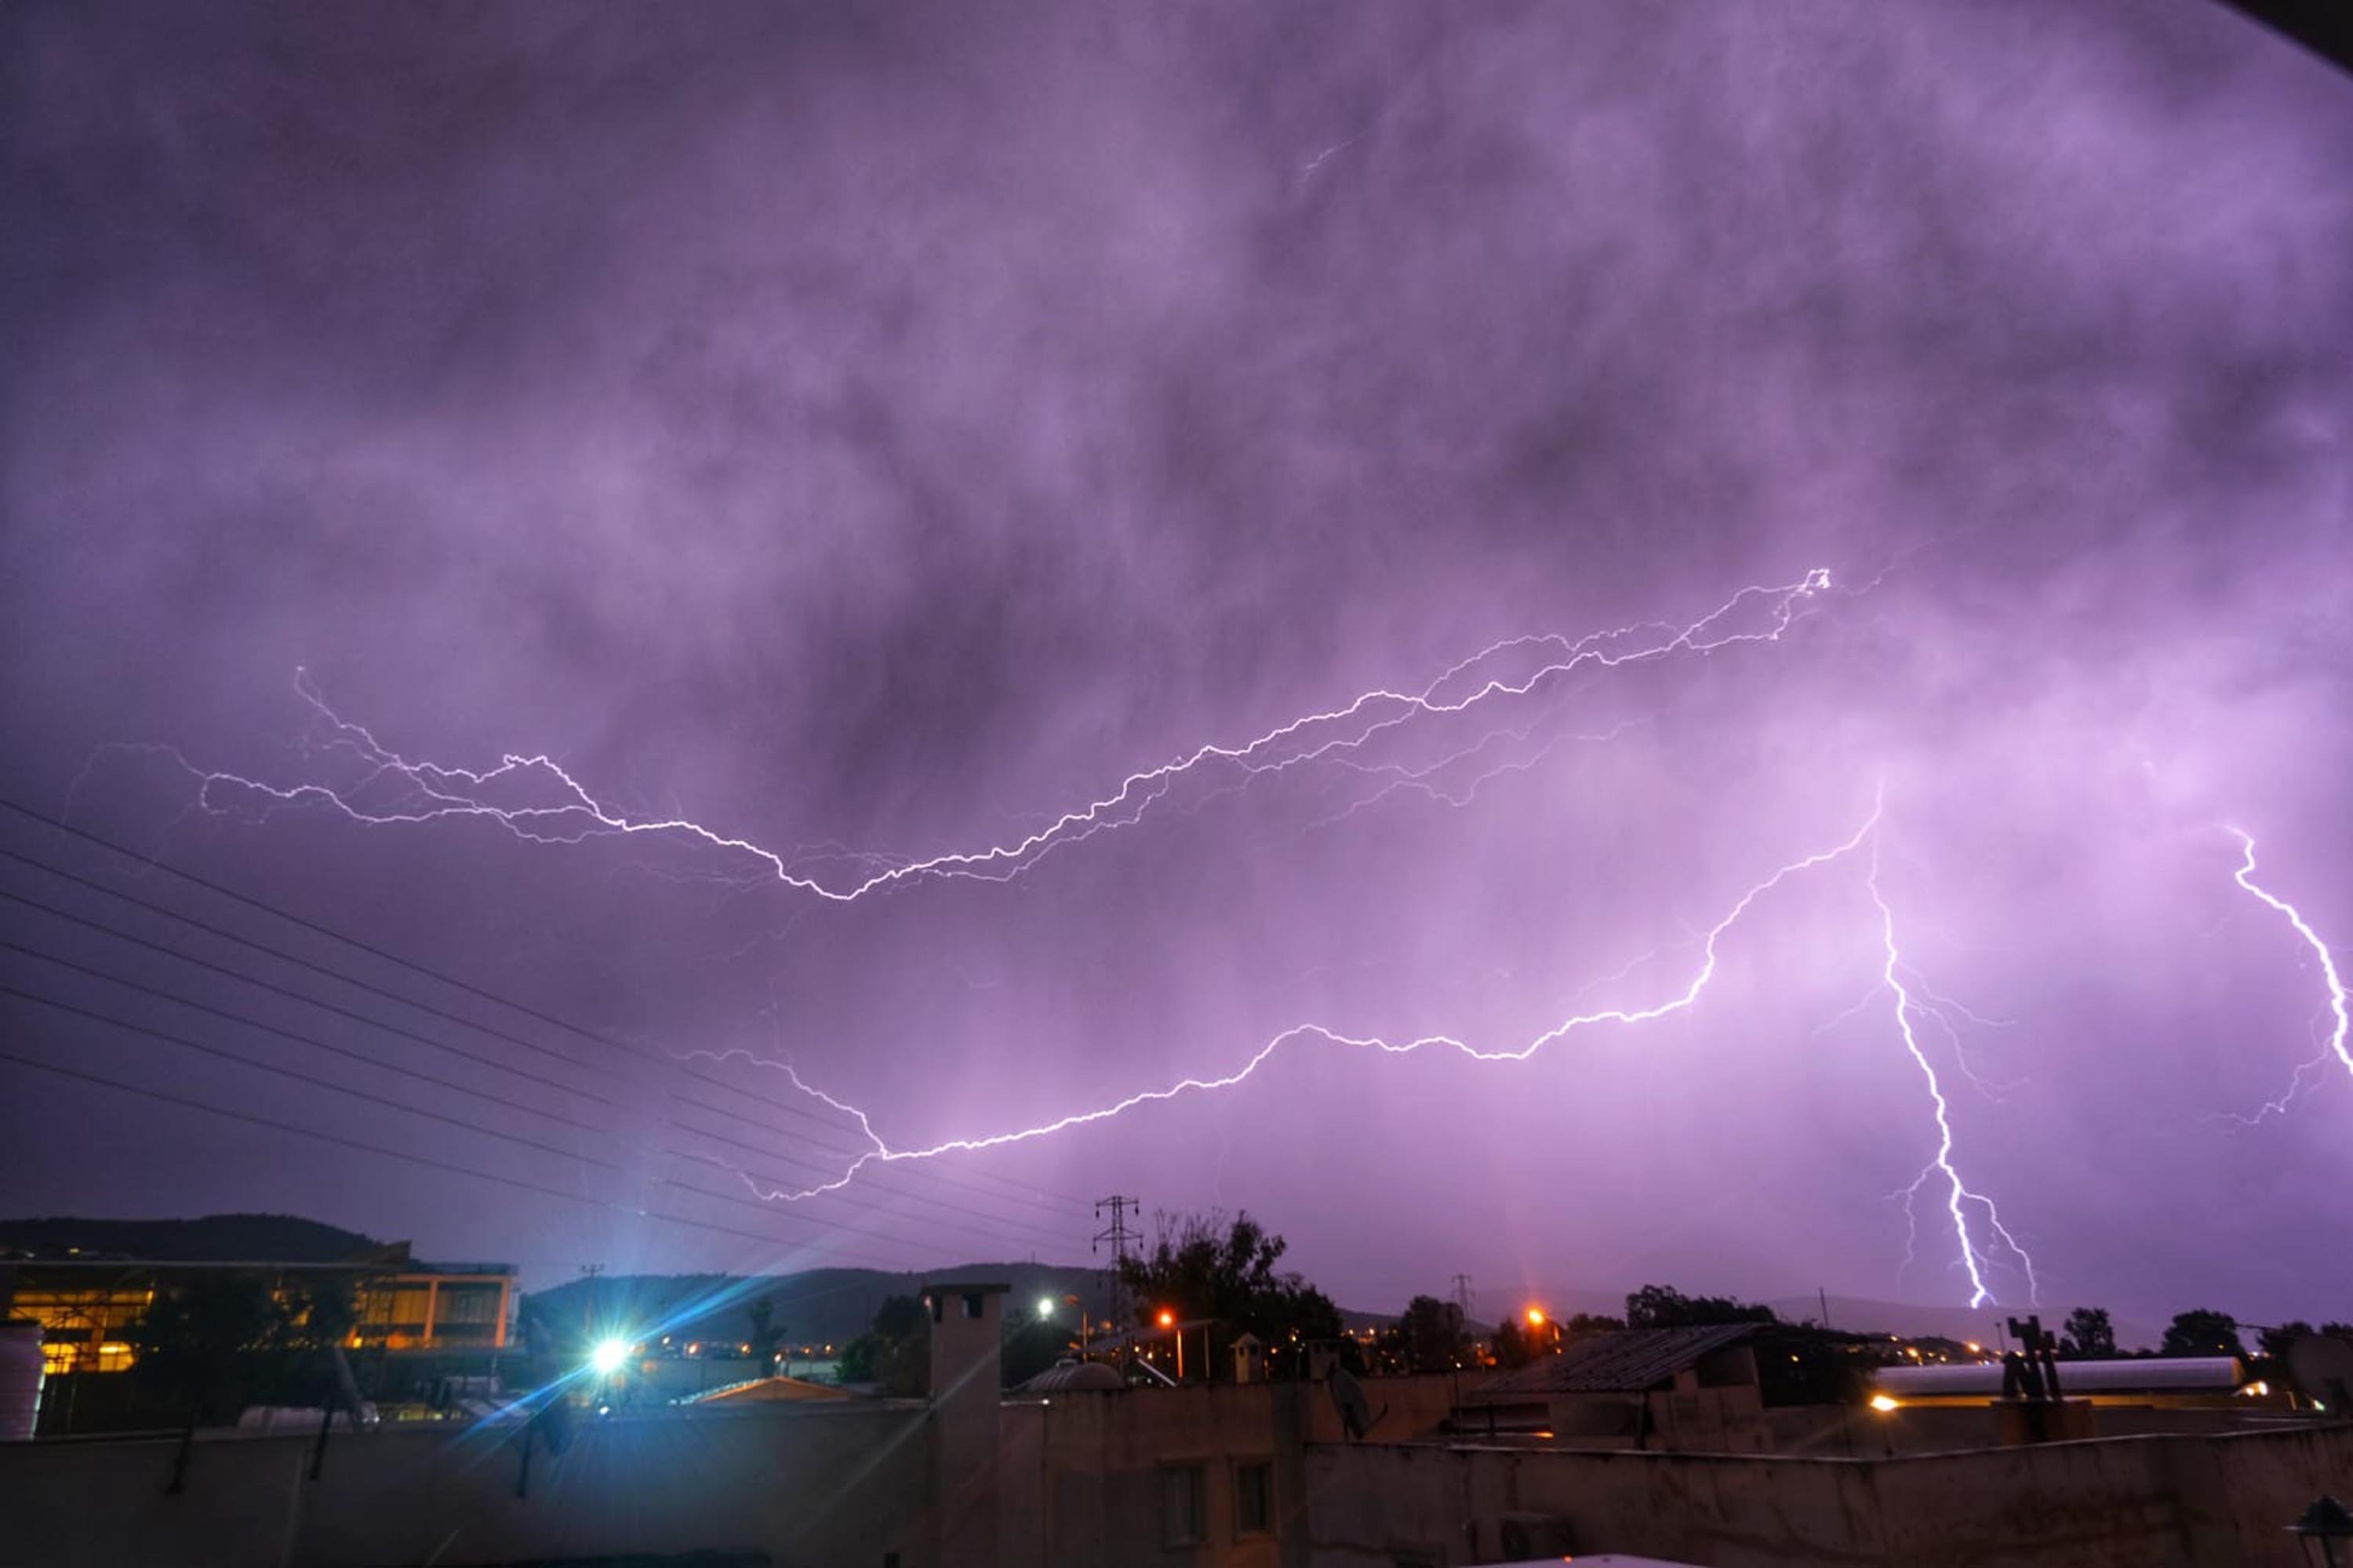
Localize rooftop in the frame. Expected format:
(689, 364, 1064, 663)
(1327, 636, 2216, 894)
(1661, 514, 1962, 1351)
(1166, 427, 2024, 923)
(1472, 1325, 1760, 1398)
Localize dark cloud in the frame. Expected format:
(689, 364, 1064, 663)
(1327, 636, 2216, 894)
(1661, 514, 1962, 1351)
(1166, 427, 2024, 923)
(4, 0, 2348, 1324)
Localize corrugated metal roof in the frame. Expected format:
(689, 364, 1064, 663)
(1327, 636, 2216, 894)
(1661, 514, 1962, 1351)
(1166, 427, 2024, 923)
(1872, 1356, 2245, 1397)
(1472, 1325, 1759, 1397)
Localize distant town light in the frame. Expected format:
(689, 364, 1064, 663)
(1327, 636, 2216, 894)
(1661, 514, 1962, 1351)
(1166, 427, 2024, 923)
(587, 1338, 631, 1376)
(1869, 1394, 1899, 1413)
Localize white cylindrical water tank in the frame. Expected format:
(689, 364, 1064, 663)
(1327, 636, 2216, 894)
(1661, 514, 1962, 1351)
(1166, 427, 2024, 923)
(0, 1321, 45, 1441)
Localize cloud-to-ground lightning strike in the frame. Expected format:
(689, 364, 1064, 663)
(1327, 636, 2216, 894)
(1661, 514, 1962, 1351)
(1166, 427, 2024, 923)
(140, 569, 1833, 901)
(675, 795, 2031, 1304)
(2225, 828, 2351, 1121)
(1865, 828, 2038, 1308)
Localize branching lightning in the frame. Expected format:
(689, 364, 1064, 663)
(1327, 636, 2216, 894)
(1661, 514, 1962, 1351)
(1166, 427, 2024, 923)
(1865, 828, 2038, 1308)
(140, 569, 1832, 900)
(671, 796, 2033, 1305)
(91, 562, 2085, 1304)
(2224, 828, 2351, 1122)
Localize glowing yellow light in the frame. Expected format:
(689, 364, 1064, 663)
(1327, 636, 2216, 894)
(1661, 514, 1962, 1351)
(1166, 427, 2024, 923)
(1869, 1394, 1899, 1413)
(1525, 1308, 1547, 1327)
(1156, 1309, 1176, 1329)
(1965, 1342, 1982, 1354)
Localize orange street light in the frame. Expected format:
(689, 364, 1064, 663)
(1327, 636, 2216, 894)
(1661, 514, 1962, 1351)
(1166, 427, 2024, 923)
(1157, 1308, 1176, 1329)
(1524, 1307, 1547, 1328)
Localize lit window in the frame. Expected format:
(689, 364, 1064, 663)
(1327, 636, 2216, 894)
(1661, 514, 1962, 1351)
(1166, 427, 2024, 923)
(1159, 1464, 1207, 1548)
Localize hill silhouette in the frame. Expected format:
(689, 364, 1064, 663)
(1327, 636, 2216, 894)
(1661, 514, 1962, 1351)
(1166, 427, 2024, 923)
(0, 1213, 386, 1263)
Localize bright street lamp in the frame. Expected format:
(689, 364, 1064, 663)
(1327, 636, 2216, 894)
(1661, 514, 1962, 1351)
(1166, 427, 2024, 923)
(587, 1338, 630, 1377)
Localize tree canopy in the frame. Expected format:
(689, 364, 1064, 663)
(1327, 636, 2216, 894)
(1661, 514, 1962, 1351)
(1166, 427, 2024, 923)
(1624, 1284, 1777, 1330)
(2159, 1308, 2246, 1359)
(2060, 1306, 2116, 1359)
(1387, 1295, 1469, 1373)
(1115, 1210, 1342, 1373)
(835, 1293, 927, 1395)
(129, 1272, 356, 1427)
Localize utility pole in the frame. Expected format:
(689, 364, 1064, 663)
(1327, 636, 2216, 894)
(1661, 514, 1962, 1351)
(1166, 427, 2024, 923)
(1093, 1195, 1141, 1372)
(578, 1264, 605, 1364)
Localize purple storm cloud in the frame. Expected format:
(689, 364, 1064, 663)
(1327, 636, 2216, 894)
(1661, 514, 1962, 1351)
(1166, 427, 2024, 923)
(2, 1, 2348, 1326)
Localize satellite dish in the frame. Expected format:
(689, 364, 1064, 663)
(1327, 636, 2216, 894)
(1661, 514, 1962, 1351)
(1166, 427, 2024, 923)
(1329, 1366, 1376, 1440)
(2286, 1334, 2353, 1413)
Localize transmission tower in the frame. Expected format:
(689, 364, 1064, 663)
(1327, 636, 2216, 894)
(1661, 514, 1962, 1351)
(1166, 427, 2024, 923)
(1093, 1195, 1142, 1367)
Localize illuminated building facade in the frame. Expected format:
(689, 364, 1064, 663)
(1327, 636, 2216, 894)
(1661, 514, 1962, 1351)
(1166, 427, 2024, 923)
(1, 1247, 514, 1375)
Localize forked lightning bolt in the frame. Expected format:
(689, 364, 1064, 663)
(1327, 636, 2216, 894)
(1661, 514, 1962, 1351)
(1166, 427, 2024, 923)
(678, 797, 2035, 1303)
(1867, 832, 2038, 1308)
(138, 569, 1833, 900)
(2226, 828, 2351, 1121)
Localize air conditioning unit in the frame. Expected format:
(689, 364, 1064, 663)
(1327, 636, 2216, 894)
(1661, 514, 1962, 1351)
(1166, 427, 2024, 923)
(1494, 1511, 1576, 1559)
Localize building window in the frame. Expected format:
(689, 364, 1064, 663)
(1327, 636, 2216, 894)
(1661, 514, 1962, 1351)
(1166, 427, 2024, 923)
(1158, 1464, 1207, 1548)
(1234, 1459, 1273, 1535)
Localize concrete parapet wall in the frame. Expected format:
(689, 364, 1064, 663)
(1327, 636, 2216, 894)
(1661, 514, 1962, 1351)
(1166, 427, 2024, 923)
(0, 1401, 933, 1568)
(1304, 1421, 2353, 1567)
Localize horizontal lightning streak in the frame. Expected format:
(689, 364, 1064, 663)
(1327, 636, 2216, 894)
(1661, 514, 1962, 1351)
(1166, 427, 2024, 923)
(691, 806, 1886, 1202)
(153, 569, 1831, 902)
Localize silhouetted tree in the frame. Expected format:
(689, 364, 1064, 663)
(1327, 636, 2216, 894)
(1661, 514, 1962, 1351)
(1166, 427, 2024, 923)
(745, 1297, 785, 1370)
(836, 1294, 927, 1395)
(2258, 1321, 2314, 1362)
(131, 1275, 288, 1492)
(2061, 1307, 2116, 1359)
(2160, 1309, 2246, 1359)
(1569, 1312, 1627, 1335)
(1390, 1296, 1468, 1373)
(1624, 1284, 1776, 1330)
(1116, 1210, 1342, 1375)
(1490, 1319, 1534, 1370)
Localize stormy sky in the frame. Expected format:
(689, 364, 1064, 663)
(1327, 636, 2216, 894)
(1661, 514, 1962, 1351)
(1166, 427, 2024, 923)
(3, 1, 2348, 1328)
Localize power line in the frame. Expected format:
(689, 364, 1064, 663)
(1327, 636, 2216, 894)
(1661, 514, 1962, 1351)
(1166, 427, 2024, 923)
(2, 882, 1081, 1251)
(659, 1121, 1077, 1250)
(0, 941, 609, 1137)
(2, 929, 1072, 1256)
(0, 846, 626, 1084)
(0, 984, 616, 1170)
(655, 1165, 1077, 1261)
(0, 799, 649, 1064)
(0, 1042, 951, 1272)
(665, 1086, 1090, 1220)
(4, 842, 1071, 1228)
(0, 889, 615, 1107)
(0, 800, 1095, 1211)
